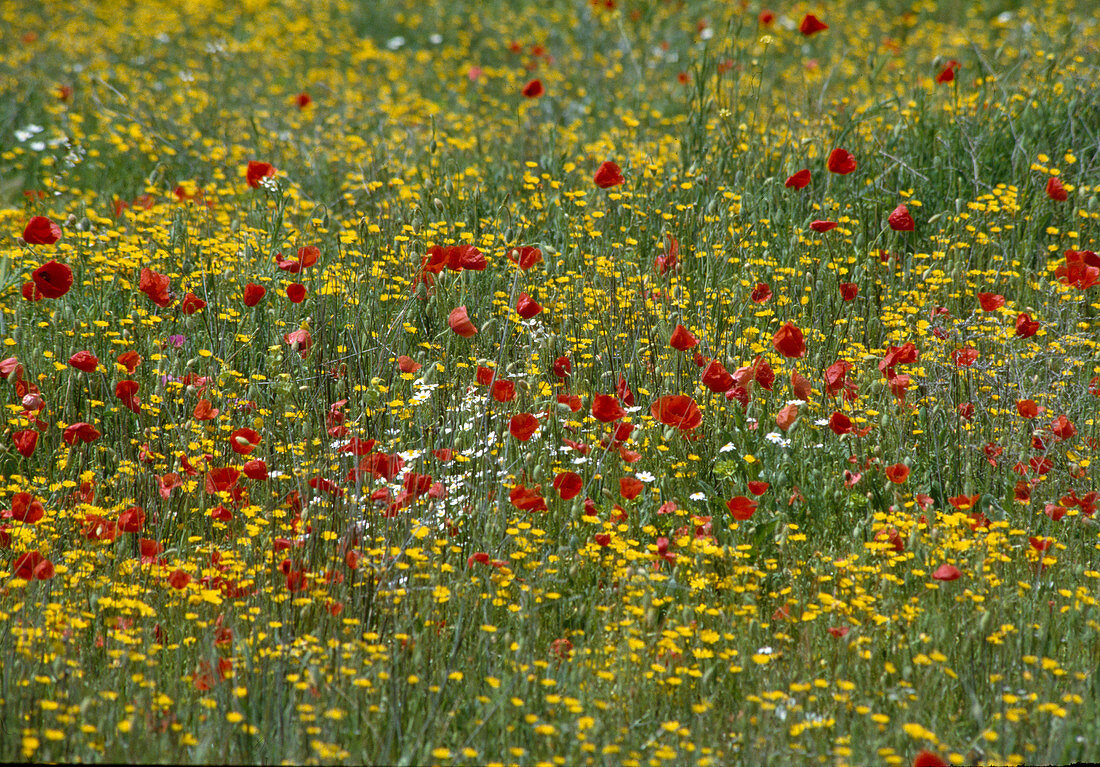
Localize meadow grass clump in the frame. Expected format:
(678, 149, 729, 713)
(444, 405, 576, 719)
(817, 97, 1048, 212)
(1, 0, 1099, 764)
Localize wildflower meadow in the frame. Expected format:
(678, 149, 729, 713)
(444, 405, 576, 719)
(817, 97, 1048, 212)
(2, 0, 1099, 764)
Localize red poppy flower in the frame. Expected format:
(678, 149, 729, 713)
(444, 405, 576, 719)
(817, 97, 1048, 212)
(7, 493, 44, 524)
(655, 234, 680, 276)
(931, 564, 961, 581)
(296, 92, 312, 109)
(242, 459, 269, 480)
(885, 463, 910, 484)
(139, 267, 172, 307)
(118, 506, 145, 533)
(1051, 415, 1076, 440)
(790, 369, 812, 400)
(63, 422, 101, 444)
(701, 360, 734, 393)
(246, 161, 276, 188)
(1055, 249, 1100, 290)
(759, 10, 775, 25)
(69, 351, 98, 372)
(592, 393, 626, 423)
(424, 244, 487, 273)
(669, 324, 697, 350)
(618, 476, 643, 500)
(14, 550, 54, 580)
(553, 471, 583, 500)
(828, 412, 853, 435)
(878, 341, 918, 378)
(397, 355, 422, 373)
(1014, 312, 1039, 338)
(115, 350, 141, 373)
(650, 395, 702, 430)
(507, 246, 543, 270)
(167, 569, 192, 589)
(726, 495, 758, 521)
(912, 750, 948, 767)
(242, 283, 266, 306)
(810, 220, 838, 233)
(947, 493, 981, 511)
(448, 306, 477, 337)
(826, 148, 857, 175)
(750, 282, 772, 303)
(492, 379, 516, 402)
(772, 322, 805, 358)
(115, 380, 140, 413)
(776, 403, 799, 431)
(509, 484, 547, 513)
(276, 245, 321, 273)
(509, 413, 539, 441)
(977, 292, 1004, 311)
(785, 169, 811, 189)
(193, 398, 219, 421)
(799, 14, 828, 35)
(952, 347, 978, 367)
(747, 481, 770, 496)
(828, 282, 856, 303)
(31, 260, 74, 298)
(286, 283, 306, 303)
(552, 356, 571, 378)
(935, 61, 960, 84)
(887, 204, 915, 231)
(522, 79, 544, 98)
(1045, 176, 1067, 201)
(516, 292, 542, 319)
(23, 215, 62, 244)
(824, 360, 853, 398)
(230, 427, 261, 455)
(957, 402, 975, 420)
(179, 292, 206, 314)
(593, 161, 624, 189)
(12, 430, 37, 458)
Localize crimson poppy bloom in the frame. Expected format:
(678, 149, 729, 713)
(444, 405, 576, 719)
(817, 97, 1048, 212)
(1051, 415, 1076, 440)
(246, 161, 276, 188)
(230, 428, 261, 455)
(509, 413, 539, 441)
(492, 379, 516, 402)
(669, 324, 697, 350)
(935, 61, 960, 84)
(799, 14, 827, 35)
(507, 246, 543, 270)
(167, 569, 191, 589)
(1014, 312, 1039, 338)
(887, 204, 915, 231)
(791, 369, 812, 399)
(952, 347, 978, 367)
(522, 79, 544, 98)
(286, 283, 306, 303)
(656, 234, 679, 275)
(243, 459, 269, 480)
(8, 493, 44, 524)
(31, 261, 73, 298)
(118, 506, 145, 533)
(296, 92, 312, 109)
(931, 564, 961, 581)
(592, 393, 626, 423)
(772, 322, 805, 358)
(14, 550, 54, 580)
(618, 476, 643, 500)
(878, 341, 918, 378)
(242, 283, 266, 307)
(776, 403, 799, 431)
(593, 161, 624, 188)
(828, 412, 853, 435)
(139, 267, 172, 307)
(69, 351, 98, 372)
(747, 481, 769, 496)
(448, 306, 477, 337)
(824, 360, 853, 399)
(179, 292, 206, 314)
(63, 422, 101, 444)
(276, 245, 320, 273)
(424, 244, 487, 273)
(553, 471, 583, 500)
(650, 395, 702, 430)
(23, 215, 62, 244)
(827, 148, 857, 175)
(977, 292, 1004, 311)
(750, 282, 772, 303)
(397, 355, 421, 373)
(12, 430, 37, 457)
(885, 463, 910, 484)
(839, 282, 858, 301)
(726, 495, 758, 521)
(701, 360, 734, 393)
(115, 380, 140, 413)
(1054, 249, 1099, 290)
(509, 484, 547, 513)
(552, 356, 571, 379)
(516, 292, 542, 319)
(810, 220, 837, 233)
(785, 169, 811, 189)
(1045, 176, 1067, 201)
